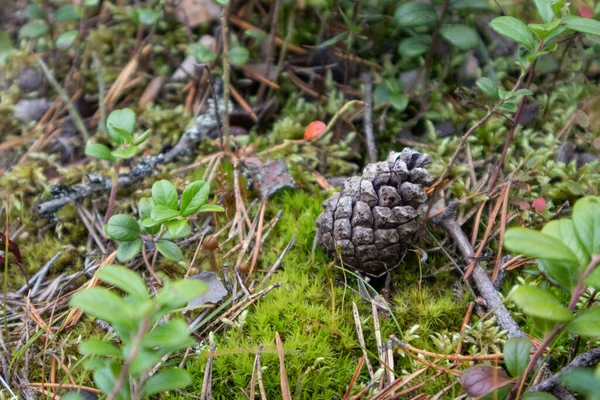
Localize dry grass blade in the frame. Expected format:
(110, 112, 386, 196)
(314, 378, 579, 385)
(343, 355, 365, 400)
(200, 343, 216, 400)
(368, 367, 428, 400)
(352, 302, 375, 380)
(492, 182, 511, 283)
(275, 332, 292, 400)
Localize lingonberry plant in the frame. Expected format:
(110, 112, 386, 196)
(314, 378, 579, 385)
(86, 108, 150, 223)
(104, 179, 223, 263)
(68, 264, 207, 400)
(460, 196, 600, 399)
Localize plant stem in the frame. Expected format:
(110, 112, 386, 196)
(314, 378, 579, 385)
(509, 253, 600, 399)
(103, 159, 123, 225)
(221, 7, 231, 151)
(106, 315, 150, 400)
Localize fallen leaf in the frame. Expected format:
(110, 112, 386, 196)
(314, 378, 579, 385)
(304, 121, 326, 141)
(532, 198, 546, 213)
(187, 271, 228, 307)
(460, 366, 513, 399)
(244, 158, 297, 200)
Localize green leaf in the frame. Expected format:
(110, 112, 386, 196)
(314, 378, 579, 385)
(155, 240, 183, 261)
(97, 264, 148, 300)
(24, 4, 44, 20)
(318, 32, 349, 48)
(561, 368, 600, 398)
(395, 2, 437, 29)
(132, 129, 150, 146)
(476, 77, 500, 101)
(563, 15, 600, 36)
(137, 9, 160, 25)
(523, 393, 559, 400)
(166, 220, 190, 239)
(156, 279, 208, 309)
(528, 20, 562, 40)
(107, 108, 136, 144)
(54, 5, 81, 22)
(450, 0, 492, 10)
(0, 31, 11, 66)
(227, 47, 249, 67)
(70, 287, 133, 326)
(512, 285, 572, 322)
(152, 180, 178, 211)
(19, 21, 49, 40)
(79, 338, 122, 357)
(514, 89, 533, 97)
(390, 94, 409, 112)
(85, 142, 115, 162)
(151, 205, 180, 222)
(398, 35, 431, 58)
(116, 239, 142, 263)
(56, 30, 79, 49)
(503, 337, 531, 378)
(138, 197, 154, 220)
(142, 319, 195, 352)
(180, 181, 210, 216)
(566, 308, 600, 337)
(197, 204, 225, 213)
(93, 365, 120, 398)
(60, 393, 94, 400)
(585, 268, 600, 290)
(245, 29, 266, 43)
(189, 43, 217, 63)
(534, 0, 555, 24)
(128, 347, 161, 378)
(490, 16, 538, 51)
(111, 145, 139, 159)
(440, 25, 479, 50)
(141, 368, 191, 396)
(104, 214, 140, 242)
(504, 227, 580, 264)
(573, 196, 600, 257)
(499, 101, 518, 112)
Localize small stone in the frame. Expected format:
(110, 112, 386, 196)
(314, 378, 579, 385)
(351, 201, 373, 227)
(409, 168, 433, 186)
(374, 229, 400, 249)
(341, 176, 361, 197)
(360, 180, 378, 207)
(337, 239, 355, 257)
(355, 245, 378, 263)
(316, 210, 333, 232)
(400, 181, 427, 207)
(393, 206, 418, 224)
(373, 206, 399, 229)
(323, 193, 341, 211)
(334, 196, 354, 219)
(379, 244, 401, 262)
(352, 227, 373, 246)
(334, 218, 351, 240)
(378, 186, 403, 208)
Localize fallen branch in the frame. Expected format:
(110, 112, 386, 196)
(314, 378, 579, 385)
(361, 73, 377, 164)
(432, 201, 524, 339)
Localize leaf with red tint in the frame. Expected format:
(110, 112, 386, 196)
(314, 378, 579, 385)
(532, 198, 546, 213)
(0, 233, 22, 266)
(460, 366, 513, 399)
(304, 121, 326, 141)
(580, 5, 594, 18)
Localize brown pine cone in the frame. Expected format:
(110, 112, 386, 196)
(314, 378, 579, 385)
(316, 148, 432, 275)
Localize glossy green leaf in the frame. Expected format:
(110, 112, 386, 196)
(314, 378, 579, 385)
(156, 279, 208, 309)
(440, 25, 479, 50)
(56, 30, 79, 49)
(523, 393, 558, 400)
(180, 180, 210, 216)
(107, 108, 135, 144)
(566, 308, 600, 337)
(227, 47, 249, 67)
(104, 214, 140, 242)
(499, 101, 518, 112)
(188, 43, 217, 63)
(503, 337, 531, 378)
(128, 347, 161, 378)
(93, 364, 128, 399)
(534, 0, 555, 24)
(585, 268, 600, 290)
(60, 392, 93, 400)
(561, 368, 600, 399)
(97, 264, 148, 300)
(528, 20, 561, 40)
(398, 35, 431, 58)
(490, 16, 538, 51)
(19, 21, 49, 39)
(138, 197, 154, 220)
(318, 32, 349, 48)
(390, 94, 409, 111)
(70, 287, 133, 326)
(111, 145, 139, 159)
(141, 368, 192, 396)
(151, 205, 180, 222)
(85, 142, 115, 162)
(450, 0, 492, 10)
(132, 129, 150, 146)
(24, 4, 44, 20)
(137, 9, 160, 25)
(542, 219, 589, 264)
(142, 319, 195, 352)
(79, 338, 122, 357)
(395, 2, 437, 29)
(166, 220, 190, 239)
(54, 5, 81, 22)
(512, 285, 572, 322)
(504, 227, 580, 264)
(476, 77, 499, 101)
(197, 204, 225, 213)
(573, 196, 600, 257)
(116, 239, 142, 263)
(155, 240, 183, 261)
(152, 180, 178, 211)
(563, 15, 600, 36)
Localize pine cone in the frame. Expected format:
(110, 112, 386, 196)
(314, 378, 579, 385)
(316, 148, 432, 275)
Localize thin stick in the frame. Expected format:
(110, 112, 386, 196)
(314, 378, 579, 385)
(261, 235, 296, 285)
(221, 9, 231, 150)
(247, 199, 267, 278)
(361, 73, 377, 163)
(343, 355, 365, 400)
(92, 52, 106, 135)
(249, 344, 264, 400)
(200, 343, 216, 400)
(36, 57, 89, 141)
(275, 332, 292, 400)
(257, 0, 282, 102)
(352, 302, 375, 380)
